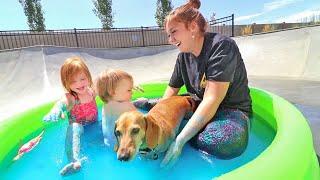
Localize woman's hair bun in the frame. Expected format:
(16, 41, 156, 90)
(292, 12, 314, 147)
(187, 0, 201, 9)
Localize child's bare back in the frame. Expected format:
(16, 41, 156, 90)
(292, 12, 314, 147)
(102, 101, 136, 146)
(95, 69, 137, 147)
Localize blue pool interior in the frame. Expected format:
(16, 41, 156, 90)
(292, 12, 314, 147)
(1, 108, 275, 180)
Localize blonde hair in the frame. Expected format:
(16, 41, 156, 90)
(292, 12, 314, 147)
(95, 69, 133, 103)
(60, 56, 93, 96)
(165, 0, 207, 36)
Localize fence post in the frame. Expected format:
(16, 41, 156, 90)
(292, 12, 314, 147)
(252, 23, 256, 34)
(0, 32, 4, 50)
(74, 28, 79, 47)
(232, 14, 234, 37)
(141, 26, 145, 47)
(282, 22, 286, 29)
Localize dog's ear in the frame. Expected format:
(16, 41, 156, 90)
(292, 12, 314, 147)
(113, 122, 119, 152)
(145, 116, 160, 149)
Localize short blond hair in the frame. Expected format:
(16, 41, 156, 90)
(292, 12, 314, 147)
(95, 69, 133, 103)
(60, 56, 93, 95)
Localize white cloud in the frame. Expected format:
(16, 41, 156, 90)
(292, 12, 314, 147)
(264, 0, 303, 11)
(275, 9, 320, 23)
(235, 0, 304, 23)
(235, 13, 264, 22)
(235, 0, 304, 22)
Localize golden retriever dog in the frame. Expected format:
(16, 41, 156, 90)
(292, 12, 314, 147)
(114, 96, 195, 161)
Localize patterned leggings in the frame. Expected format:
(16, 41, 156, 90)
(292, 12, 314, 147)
(133, 98, 250, 159)
(189, 108, 249, 159)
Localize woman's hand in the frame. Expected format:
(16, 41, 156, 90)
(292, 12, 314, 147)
(160, 137, 185, 168)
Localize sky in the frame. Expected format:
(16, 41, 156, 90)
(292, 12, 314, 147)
(0, 0, 320, 31)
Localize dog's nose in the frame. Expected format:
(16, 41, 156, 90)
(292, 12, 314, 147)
(118, 153, 130, 161)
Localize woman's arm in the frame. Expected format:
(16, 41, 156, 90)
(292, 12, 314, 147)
(176, 81, 229, 145)
(161, 80, 229, 167)
(162, 86, 180, 99)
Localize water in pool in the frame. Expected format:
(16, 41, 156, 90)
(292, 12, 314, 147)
(1, 109, 275, 180)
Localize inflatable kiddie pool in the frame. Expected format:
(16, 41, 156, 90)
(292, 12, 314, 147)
(0, 82, 319, 179)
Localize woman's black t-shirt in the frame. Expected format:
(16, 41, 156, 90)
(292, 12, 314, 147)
(169, 32, 252, 114)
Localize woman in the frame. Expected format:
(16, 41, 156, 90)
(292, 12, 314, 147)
(160, 0, 252, 167)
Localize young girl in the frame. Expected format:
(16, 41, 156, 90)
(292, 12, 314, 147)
(43, 56, 98, 176)
(95, 69, 137, 147)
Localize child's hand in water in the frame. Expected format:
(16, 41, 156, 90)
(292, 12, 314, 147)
(43, 102, 67, 122)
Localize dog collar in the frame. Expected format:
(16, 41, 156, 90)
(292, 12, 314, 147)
(139, 147, 158, 160)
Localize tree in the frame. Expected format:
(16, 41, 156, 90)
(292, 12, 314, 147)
(155, 0, 173, 27)
(92, 0, 114, 29)
(19, 0, 45, 31)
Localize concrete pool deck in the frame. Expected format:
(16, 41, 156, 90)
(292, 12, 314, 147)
(249, 77, 320, 158)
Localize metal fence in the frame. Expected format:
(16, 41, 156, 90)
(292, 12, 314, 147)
(0, 15, 234, 50)
(209, 14, 234, 37)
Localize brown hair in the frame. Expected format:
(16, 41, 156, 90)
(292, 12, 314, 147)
(60, 56, 93, 96)
(165, 0, 207, 35)
(95, 69, 133, 103)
